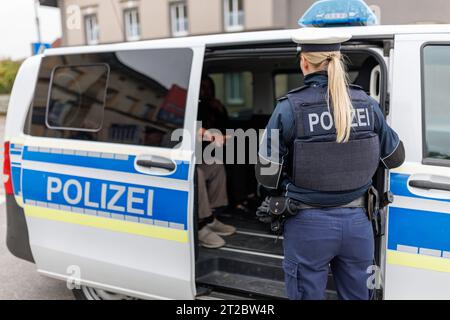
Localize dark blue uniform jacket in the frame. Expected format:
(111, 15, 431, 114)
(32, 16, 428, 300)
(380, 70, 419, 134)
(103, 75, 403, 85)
(259, 72, 401, 206)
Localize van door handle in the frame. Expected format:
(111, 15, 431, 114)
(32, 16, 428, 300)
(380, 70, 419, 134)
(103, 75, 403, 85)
(408, 180, 450, 192)
(136, 159, 176, 172)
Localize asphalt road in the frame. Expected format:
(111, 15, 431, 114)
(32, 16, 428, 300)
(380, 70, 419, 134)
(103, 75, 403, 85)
(0, 203, 74, 300)
(0, 115, 73, 300)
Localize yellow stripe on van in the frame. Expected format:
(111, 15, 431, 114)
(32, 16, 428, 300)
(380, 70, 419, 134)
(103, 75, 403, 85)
(15, 196, 24, 208)
(24, 205, 189, 243)
(387, 250, 450, 274)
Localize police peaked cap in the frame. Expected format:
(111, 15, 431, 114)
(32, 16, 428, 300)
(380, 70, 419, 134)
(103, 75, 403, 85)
(292, 28, 352, 53)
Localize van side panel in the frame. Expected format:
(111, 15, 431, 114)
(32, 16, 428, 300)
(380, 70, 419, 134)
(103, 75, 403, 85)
(386, 33, 450, 300)
(5, 55, 42, 263)
(17, 46, 202, 299)
(6, 195, 34, 263)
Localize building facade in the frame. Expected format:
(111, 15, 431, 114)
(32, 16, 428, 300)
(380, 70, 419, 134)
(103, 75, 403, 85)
(40, 0, 450, 47)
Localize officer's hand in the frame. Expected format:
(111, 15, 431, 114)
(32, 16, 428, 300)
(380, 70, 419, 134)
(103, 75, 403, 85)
(256, 197, 272, 224)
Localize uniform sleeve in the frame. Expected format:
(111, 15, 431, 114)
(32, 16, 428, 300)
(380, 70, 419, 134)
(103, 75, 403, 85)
(255, 99, 295, 189)
(372, 100, 405, 169)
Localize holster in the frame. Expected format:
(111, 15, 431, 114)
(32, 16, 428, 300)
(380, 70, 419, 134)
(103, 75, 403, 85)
(269, 197, 299, 217)
(268, 197, 299, 235)
(367, 186, 381, 236)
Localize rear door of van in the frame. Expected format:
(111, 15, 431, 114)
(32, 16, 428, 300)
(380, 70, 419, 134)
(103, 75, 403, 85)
(19, 43, 203, 299)
(386, 33, 450, 299)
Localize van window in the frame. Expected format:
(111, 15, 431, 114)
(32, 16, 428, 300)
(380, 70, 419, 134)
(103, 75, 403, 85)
(274, 72, 304, 100)
(26, 48, 193, 148)
(422, 45, 450, 161)
(46, 64, 109, 131)
(210, 71, 253, 120)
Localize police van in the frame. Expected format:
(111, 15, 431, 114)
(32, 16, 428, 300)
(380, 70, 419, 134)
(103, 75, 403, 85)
(4, 6, 450, 299)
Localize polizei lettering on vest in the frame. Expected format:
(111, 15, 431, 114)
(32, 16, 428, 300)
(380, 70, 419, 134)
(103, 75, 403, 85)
(46, 176, 154, 216)
(308, 107, 371, 133)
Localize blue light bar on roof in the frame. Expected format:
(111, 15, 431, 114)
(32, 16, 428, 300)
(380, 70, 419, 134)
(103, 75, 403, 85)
(299, 0, 378, 28)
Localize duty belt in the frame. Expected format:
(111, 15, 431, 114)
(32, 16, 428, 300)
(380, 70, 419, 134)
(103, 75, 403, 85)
(293, 189, 382, 236)
(266, 189, 380, 235)
(292, 195, 366, 211)
(268, 195, 367, 218)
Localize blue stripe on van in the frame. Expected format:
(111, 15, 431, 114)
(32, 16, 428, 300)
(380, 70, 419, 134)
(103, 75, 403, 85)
(22, 147, 189, 181)
(388, 206, 450, 254)
(10, 144, 23, 151)
(22, 169, 188, 228)
(391, 173, 450, 203)
(11, 166, 21, 196)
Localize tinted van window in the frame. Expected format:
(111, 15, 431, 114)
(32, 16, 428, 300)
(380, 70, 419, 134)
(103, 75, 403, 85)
(27, 48, 193, 148)
(46, 64, 109, 131)
(422, 45, 450, 161)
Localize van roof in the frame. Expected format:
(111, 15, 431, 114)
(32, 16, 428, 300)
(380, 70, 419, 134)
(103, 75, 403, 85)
(45, 24, 450, 56)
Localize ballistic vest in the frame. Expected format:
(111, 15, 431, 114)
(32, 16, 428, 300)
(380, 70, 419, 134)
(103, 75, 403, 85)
(286, 84, 380, 193)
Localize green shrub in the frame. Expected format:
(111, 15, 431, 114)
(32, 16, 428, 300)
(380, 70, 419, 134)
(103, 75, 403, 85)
(0, 60, 22, 94)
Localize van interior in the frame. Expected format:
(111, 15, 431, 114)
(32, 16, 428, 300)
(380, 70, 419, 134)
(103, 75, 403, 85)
(194, 40, 390, 300)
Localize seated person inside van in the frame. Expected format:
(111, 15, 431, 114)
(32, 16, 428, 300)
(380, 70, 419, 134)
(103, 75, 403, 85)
(197, 76, 236, 249)
(199, 75, 257, 215)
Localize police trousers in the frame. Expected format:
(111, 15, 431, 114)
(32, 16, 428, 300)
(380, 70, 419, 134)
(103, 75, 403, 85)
(283, 207, 374, 300)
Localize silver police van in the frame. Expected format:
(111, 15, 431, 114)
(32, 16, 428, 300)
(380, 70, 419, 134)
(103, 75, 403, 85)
(4, 22, 450, 300)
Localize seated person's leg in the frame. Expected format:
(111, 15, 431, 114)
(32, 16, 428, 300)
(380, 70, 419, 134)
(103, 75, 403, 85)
(198, 164, 236, 239)
(197, 167, 214, 224)
(197, 166, 226, 249)
(201, 163, 229, 211)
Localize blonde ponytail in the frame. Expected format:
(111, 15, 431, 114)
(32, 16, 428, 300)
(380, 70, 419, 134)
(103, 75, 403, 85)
(302, 52, 354, 143)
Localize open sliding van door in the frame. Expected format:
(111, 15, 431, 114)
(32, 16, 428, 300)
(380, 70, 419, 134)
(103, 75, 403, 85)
(19, 43, 204, 300)
(386, 33, 450, 299)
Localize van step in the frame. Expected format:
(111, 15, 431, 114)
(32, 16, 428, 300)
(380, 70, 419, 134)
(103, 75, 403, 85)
(197, 270, 338, 300)
(218, 212, 273, 235)
(224, 231, 284, 256)
(196, 289, 254, 300)
(197, 248, 285, 283)
(197, 248, 337, 300)
(197, 271, 286, 299)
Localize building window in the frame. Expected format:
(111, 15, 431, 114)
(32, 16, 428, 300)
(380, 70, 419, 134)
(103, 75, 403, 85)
(225, 73, 244, 104)
(84, 14, 99, 45)
(170, 2, 188, 37)
(422, 45, 450, 163)
(210, 72, 253, 120)
(224, 0, 244, 32)
(124, 8, 140, 41)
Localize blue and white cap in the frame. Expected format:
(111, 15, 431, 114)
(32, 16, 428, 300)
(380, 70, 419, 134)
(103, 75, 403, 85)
(292, 28, 352, 53)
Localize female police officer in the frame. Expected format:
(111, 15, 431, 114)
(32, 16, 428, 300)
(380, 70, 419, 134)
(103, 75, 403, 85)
(256, 29, 405, 300)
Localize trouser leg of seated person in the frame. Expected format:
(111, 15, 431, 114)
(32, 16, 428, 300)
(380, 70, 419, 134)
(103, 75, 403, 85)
(198, 164, 236, 238)
(198, 163, 229, 209)
(197, 167, 226, 249)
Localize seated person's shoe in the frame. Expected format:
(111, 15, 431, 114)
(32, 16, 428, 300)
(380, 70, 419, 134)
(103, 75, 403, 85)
(207, 218, 236, 237)
(198, 226, 226, 249)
